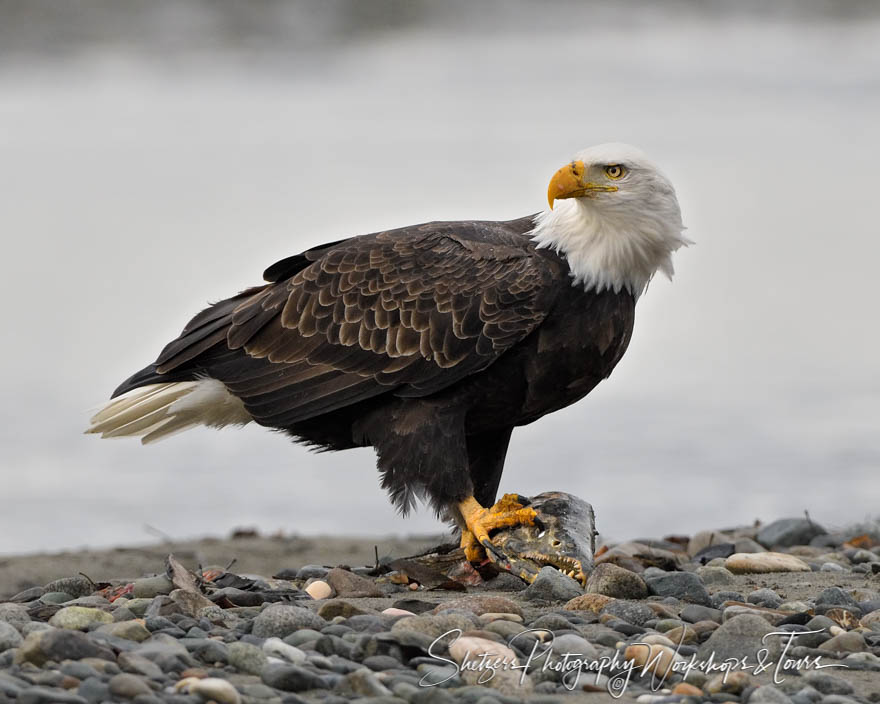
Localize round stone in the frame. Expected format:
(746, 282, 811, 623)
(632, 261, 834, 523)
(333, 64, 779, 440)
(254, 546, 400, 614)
(108, 673, 152, 698)
(0, 621, 23, 652)
(228, 641, 268, 675)
(585, 563, 648, 599)
(252, 604, 325, 638)
(48, 607, 113, 630)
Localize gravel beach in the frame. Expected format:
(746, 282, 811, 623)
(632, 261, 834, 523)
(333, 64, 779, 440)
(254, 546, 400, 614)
(2, 518, 880, 704)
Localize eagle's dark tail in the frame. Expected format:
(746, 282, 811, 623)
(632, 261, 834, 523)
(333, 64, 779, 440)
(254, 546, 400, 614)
(110, 363, 194, 399)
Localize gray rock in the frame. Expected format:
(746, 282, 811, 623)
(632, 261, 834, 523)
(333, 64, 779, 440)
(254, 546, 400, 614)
(756, 518, 826, 548)
(108, 673, 152, 698)
(750, 685, 793, 704)
(181, 638, 229, 664)
(363, 654, 404, 671)
(325, 568, 382, 598)
(40, 591, 75, 604)
(16, 628, 114, 665)
(317, 599, 374, 620)
(847, 549, 879, 564)
(644, 571, 711, 605)
(131, 576, 174, 599)
(261, 662, 328, 691)
(697, 614, 782, 662)
(117, 652, 165, 679)
(8, 587, 45, 603)
(794, 626, 831, 649)
(66, 595, 110, 608)
(710, 590, 745, 608)
(112, 606, 137, 622)
(748, 588, 783, 608)
(43, 577, 95, 599)
(75, 676, 110, 704)
(803, 672, 854, 695)
(815, 587, 859, 609)
(821, 562, 845, 572)
(529, 612, 574, 631)
(133, 634, 195, 672)
(339, 667, 393, 697)
(522, 567, 582, 603)
(0, 603, 30, 631)
(696, 566, 737, 586)
(296, 565, 329, 580)
(124, 599, 154, 617)
(0, 675, 23, 699)
(688, 530, 731, 556)
(680, 604, 722, 623)
(585, 563, 648, 599)
(600, 600, 655, 626)
(228, 641, 269, 675)
(17, 686, 89, 704)
(252, 604, 326, 638)
(392, 612, 478, 641)
(283, 629, 323, 647)
(20, 622, 52, 637)
(734, 537, 767, 553)
(60, 662, 101, 680)
(48, 606, 113, 630)
(549, 633, 597, 659)
(0, 622, 23, 652)
(818, 631, 866, 653)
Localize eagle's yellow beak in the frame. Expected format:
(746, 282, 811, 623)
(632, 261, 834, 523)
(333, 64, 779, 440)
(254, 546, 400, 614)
(547, 160, 617, 209)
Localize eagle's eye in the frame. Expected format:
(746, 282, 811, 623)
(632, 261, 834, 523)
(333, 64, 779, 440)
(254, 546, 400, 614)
(604, 164, 626, 180)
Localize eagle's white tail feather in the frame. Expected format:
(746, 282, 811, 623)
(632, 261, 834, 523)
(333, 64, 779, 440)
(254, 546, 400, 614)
(89, 383, 177, 425)
(89, 383, 199, 433)
(86, 379, 253, 445)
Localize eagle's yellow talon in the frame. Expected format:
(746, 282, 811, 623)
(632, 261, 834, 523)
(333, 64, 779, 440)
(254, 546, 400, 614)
(458, 494, 537, 563)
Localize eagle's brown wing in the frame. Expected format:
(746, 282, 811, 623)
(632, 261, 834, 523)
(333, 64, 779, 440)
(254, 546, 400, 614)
(147, 221, 557, 427)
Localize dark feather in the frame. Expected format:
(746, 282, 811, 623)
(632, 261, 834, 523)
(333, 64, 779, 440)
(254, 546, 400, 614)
(112, 214, 637, 517)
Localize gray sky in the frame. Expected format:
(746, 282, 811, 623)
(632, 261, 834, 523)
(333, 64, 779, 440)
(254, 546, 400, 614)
(1, 1, 878, 555)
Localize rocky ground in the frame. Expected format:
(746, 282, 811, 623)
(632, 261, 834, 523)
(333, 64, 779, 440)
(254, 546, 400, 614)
(1, 518, 880, 704)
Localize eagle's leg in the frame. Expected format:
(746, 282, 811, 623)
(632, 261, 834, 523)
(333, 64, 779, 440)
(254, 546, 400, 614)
(458, 493, 538, 563)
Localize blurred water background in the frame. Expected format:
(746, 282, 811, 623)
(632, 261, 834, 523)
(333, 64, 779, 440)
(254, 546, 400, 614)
(1, 0, 878, 555)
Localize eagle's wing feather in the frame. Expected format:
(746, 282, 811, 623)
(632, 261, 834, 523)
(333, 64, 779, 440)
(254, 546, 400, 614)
(152, 223, 556, 426)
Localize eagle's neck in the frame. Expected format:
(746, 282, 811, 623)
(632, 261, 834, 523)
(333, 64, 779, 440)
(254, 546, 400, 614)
(528, 200, 688, 298)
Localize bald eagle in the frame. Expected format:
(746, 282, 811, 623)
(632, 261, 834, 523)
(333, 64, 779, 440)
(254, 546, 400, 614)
(88, 144, 687, 562)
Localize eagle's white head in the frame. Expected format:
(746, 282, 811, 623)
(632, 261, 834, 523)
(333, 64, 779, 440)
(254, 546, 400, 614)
(529, 143, 689, 298)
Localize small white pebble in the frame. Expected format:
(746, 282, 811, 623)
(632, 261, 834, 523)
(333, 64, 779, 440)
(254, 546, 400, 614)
(829, 625, 845, 636)
(305, 580, 332, 600)
(408, 582, 419, 591)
